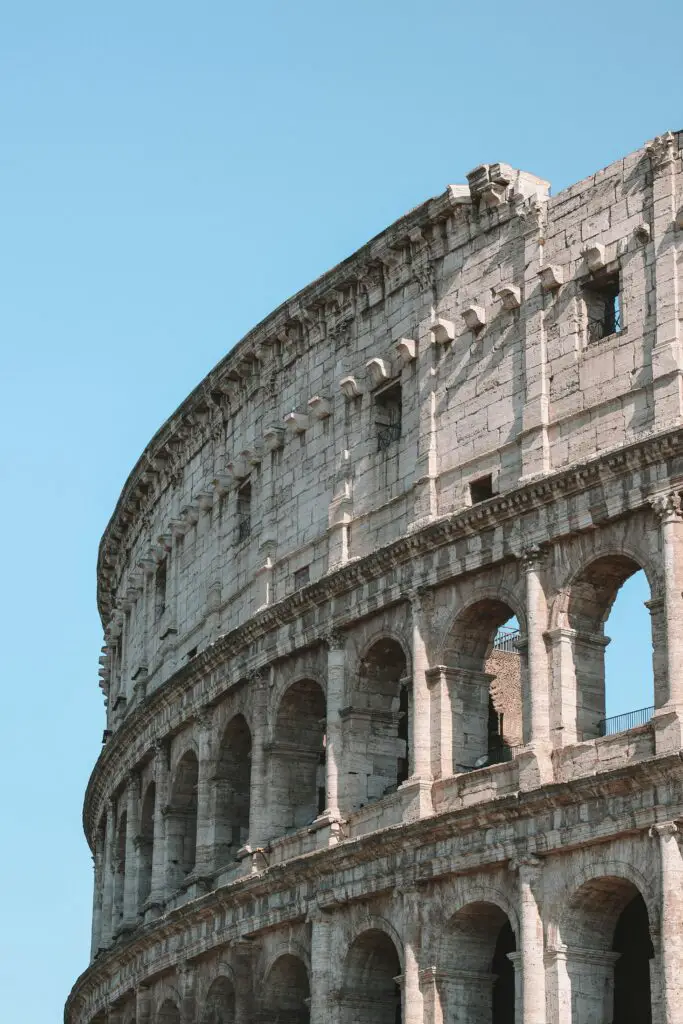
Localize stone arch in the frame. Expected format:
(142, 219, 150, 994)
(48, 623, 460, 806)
(339, 923, 403, 1024)
(442, 593, 525, 770)
(558, 872, 654, 1024)
(345, 635, 409, 812)
(439, 896, 517, 1024)
(200, 974, 236, 1024)
(259, 953, 310, 1024)
(166, 748, 199, 887)
(213, 713, 252, 866)
(269, 678, 326, 836)
(138, 781, 155, 906)
(549, 550, 656, 741)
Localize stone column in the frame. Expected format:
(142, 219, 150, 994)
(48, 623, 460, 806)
(651, 495, 683, 716)
(89, 835, 104, 959)
(147, 740, 170, 916)
(511, 855, 547, 1024)
(177, 962, 197, 1024)
(401, 886, 424, 1024)
(194, 708, 215, 881)
(426, 666, 454, 779)
(647, 132, 682, 429)
(411, 318, 439, 529)
(324, 631, 345, 824)
(135, 984, 152, 1024)
(100, 799, 116, 947)
(245, 669, 270, 854)
(650, 821, 683, 1024)
(309, 906, 335, 1024)
(521, 548, 551, 786)
(519, 198, 550, 480)
(397, 591, 433, 820)
(122, 772, 141, 928)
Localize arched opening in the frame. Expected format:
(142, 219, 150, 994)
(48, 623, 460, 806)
(201, 976, 236, 1024)
(562, 876, 653, 1024)
(444, 600, 523, 771)
(157, 1000, 181, 1024)
(213, 715, 251, 865)
(270, 679, 326, 836)
(112, 809, 127, 929)
(340, 929, 401, 1024)
(564, 557, 654, 741)
(138, 782, 155, 907)
(442, 902, 516, 1024)
(166, 750, 199, 888)
(260, 953, 310, 1024)
(346, 638, 408, 811)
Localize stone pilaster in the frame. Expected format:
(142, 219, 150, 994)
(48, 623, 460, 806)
(397, 590, 433, 820)
(135, 984, 152, 1024)
(410, 319, 439, 529)
(321, 631, 345, 832)
(650, 821, 683, 1024)
(650, 493, 683, 751)
(520, 547, 551, 787)
(426, 665, 455, 779)
(146, 740, 170, 917)
(121, 772, 140, 929)
(308, 906, 335, 1024)
(193, 708, 215, 880)
(89, 830, 105, 959)
(519, 199, 550, 480)
(244, 670, 269, 854)
(647, 133, 682, 429)
(400, 885, 425, 1024)
(177, 962, 197, 1024)
(100, 799, 115, 948)
(511, 854, 547, 1024)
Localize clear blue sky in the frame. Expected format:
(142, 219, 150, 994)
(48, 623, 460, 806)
(0, 2, 679, 1020)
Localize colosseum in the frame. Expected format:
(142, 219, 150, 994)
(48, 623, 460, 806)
(66, 131, 683, 1024)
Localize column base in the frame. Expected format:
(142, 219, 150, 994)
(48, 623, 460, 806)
(653, 704, 683, 753)
(517, 742, 553, 791)
(236, 844, 270, 875)
(308, 811, 345, 848)
(398, 776, 434, 821)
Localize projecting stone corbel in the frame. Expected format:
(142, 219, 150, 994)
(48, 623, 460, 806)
(461, 305, 487, 331)
(582, 243, 606, 272)
(395, 337, 416, 365)
(211, 474, 232, 496)
(497, 285, 521, 310)
(308, 395, 332, 419)
(195, 491, 214, 511)
(365, 357, 390, 389)
(182, 505, 200, 526)
(284, 411, 309, 434)
(263, 426, 285, 451)
(168, 518, 189, 538)
(226, 456, 249, 480)
(430, 318, 455, 344)
(157, 532, 173, 552)
(340, 376, 362, 399)
(675, 207, 683, 230)
(634, 223, 651, 244)
(241, 447, 263, 467)
(480, 181, 508, 208)
(537, 265, 563, 291)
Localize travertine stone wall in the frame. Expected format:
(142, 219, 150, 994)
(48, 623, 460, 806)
(68, 132, 683, 1024)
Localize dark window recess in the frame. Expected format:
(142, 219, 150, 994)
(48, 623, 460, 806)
(154, 560, 167, 621)
(293, 565, 310, 589)
(470, 474, 494, 504)
(375, 382, 402, 452)
(185, 647, 198, 661)
(397, 682, 409, 786)
(584, 271, 622, 342)
(236, 480, 251, 543)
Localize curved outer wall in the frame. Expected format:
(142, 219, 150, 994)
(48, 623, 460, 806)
(67, 132, 683, 1024)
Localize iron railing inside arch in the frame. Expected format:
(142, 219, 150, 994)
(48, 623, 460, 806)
(493, 627, 521, 653)
(597, 705, 654, 736)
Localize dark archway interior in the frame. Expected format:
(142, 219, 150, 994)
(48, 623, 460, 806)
(341, 929, 401, 1024)
(271, 679, 326, 834)
(355, 639, 408, 804)
(612, 894, 653, 1024)
(138, 782, 155, 905)
(261, 954, 310, 1024)
(202, 976, 236, 1024)
(492, 920, 516, 1024)
(214, 714, 252, 864)
(168, 751, 199, 882)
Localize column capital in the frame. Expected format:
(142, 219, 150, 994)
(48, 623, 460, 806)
(650, 820, 679, 839)
(192, 706, 214, 731)
(125, 769, 141, 796)
(509, 852, 543, 875)
(649, 491, 683, 523)
(402, 585, 433, 615)
(324, 628, 346, 651)
(521, 544, 547, 572)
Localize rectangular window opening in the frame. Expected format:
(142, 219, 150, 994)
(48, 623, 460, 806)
(236, 480, 251, 543)
(154, 560, 167, 622)
(583, 271, 622, 342)
(374, 381, 402, 452)
(293, 565, 310, 590)
(470, 474, 495, 504)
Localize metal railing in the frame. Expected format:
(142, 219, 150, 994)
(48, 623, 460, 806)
(597, 705, 654, 737)
(588, 304, 621, 342)
(377, 422, 401, 451)
(493, 627, 521, 653)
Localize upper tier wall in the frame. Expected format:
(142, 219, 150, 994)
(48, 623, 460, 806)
(98, 132, 683, 728)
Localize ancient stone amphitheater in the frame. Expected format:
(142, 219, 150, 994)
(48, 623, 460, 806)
(66, 131, 683, 1024)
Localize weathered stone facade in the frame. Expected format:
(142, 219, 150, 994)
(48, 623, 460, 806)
(66, 131, 683, 1024)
